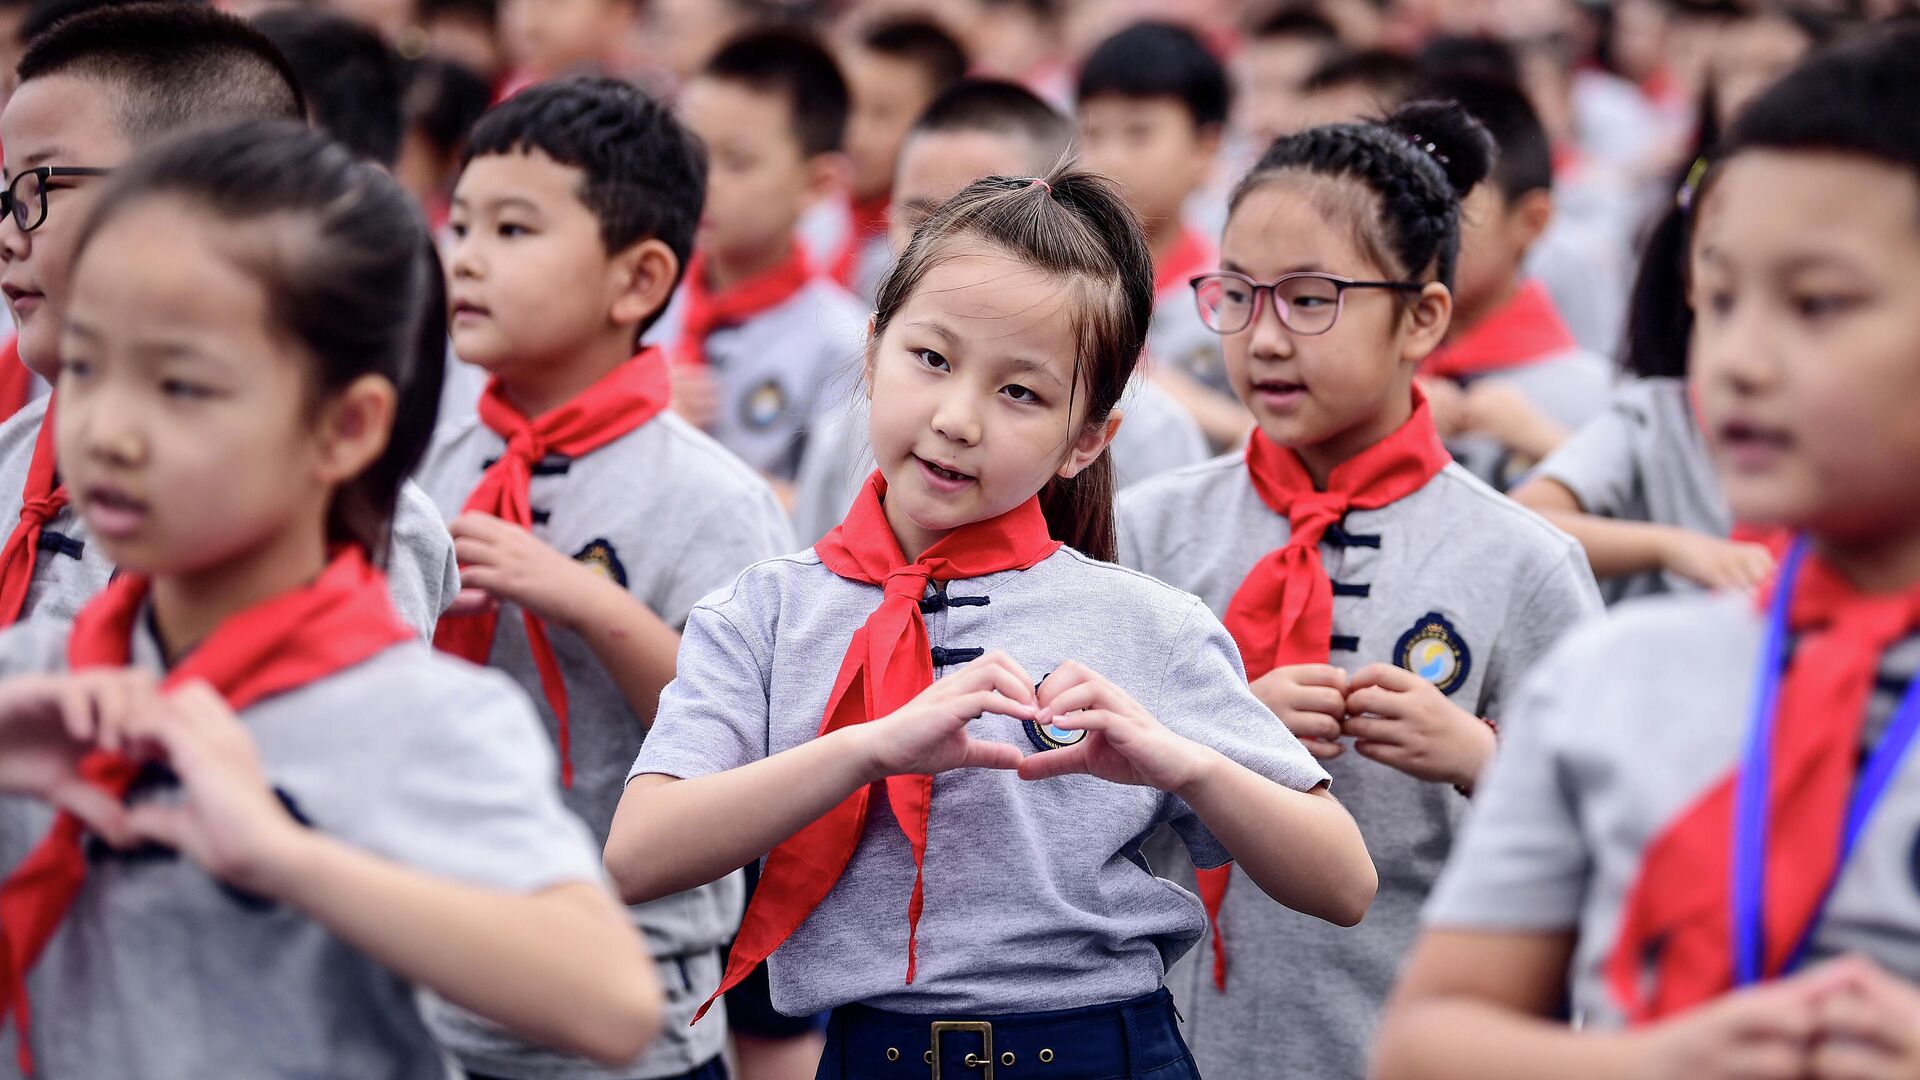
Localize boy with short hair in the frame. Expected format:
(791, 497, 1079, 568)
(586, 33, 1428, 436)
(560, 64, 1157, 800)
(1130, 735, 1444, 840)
(417, 76, 793, 1080)
(791, 77, 1209, 542)
(253, 6, 407, 166)
(1076, 20, 1245, 449)
(0, 1, 456, 636)
(828, 15, 966, 301)
(1416, 73, 1612, 491)
(654, 27, 867, 490)
(1239, 7, 1343, 146)
(497, 0, 641, 92)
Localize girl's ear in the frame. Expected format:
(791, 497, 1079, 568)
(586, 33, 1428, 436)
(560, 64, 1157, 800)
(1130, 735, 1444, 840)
(313, 374, 397, 487)
(609, 237, 680, 330)
(862, 313, 879, 399)
(1398, 282, 1453, 368)
(1057, 410, 1125, 479)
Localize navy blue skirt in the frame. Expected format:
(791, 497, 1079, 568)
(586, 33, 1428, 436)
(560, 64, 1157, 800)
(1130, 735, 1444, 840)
(815, 988, 1200, 1080)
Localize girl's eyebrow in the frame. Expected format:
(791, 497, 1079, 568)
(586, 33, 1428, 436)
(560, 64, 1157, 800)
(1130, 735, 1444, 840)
(904, 320, 958, 343)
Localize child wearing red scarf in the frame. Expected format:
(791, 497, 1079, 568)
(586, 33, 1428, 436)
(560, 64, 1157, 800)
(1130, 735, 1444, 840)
(1378, 32, 1920, 1080)
(1116, 102, 1601, 1080)
(608, 169, 1376, 1080)
(0, 124, 655, 1078)
(417, 80, 792, 1080)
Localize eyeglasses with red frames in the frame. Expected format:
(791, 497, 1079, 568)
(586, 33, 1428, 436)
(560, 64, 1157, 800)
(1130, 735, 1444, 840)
(1190, 270, 1425, 336)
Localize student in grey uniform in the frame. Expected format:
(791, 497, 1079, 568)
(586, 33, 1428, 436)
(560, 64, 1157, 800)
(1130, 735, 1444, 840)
(651, 30, 868, 488)
(0, 5, 456, 637)
(790, 79, 1210, 545)
(1413, 75, 1612, 491)
(1513, 203, 1777, 604)
(417, 80, 793, 1080)
(1076, 24, 1249, 453)
(1117, 103, 1600, 1080)
(1377, 42, 1920, 1076)
(0, 121, 658, 1080)
(608, 169, 1377, 1080)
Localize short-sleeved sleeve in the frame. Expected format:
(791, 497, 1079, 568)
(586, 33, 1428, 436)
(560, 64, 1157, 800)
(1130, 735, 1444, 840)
(1482, 543, 1602, 720)
(629, 599, 774, 781)
(653, 493, 794, 630)
(1152, 600, 1332, 869)
(1424, 633, 1592, 930)
(356, 667, 604, 893)
(1532, 387, 1649, 519)
(384, 479, 460, 638)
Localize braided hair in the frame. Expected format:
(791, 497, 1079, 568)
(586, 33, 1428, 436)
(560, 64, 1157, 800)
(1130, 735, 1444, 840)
(1230, 100, 1493, 290)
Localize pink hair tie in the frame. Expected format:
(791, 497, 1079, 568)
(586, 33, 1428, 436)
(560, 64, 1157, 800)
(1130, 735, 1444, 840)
(1027, 177, 1053, 194)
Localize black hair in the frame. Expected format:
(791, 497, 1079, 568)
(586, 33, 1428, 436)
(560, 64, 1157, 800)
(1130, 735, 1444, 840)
(1303, 48, 1420, 109)
(1250, 7, 1341, 43)
(978, 0, 1055, 15)
(872, 167, 1152, 561)
(420, 0, 495, 21)
(75, 121, 446, 558)
(1621, 200, 1691, 379)
(1076, 21, 1231, 130)
(1233, 99, 1494, 289)
(462, 76, 707, 334)
(21, 0, 161, 42)
(700, 27, 849, 158)
(17, 2, 304, 142)
(404, 57, 492, 159)
(1418, 36, 1521, 84)
(1419, 72, 1551, 199)
(253, 8, 406, 167)
(1709, 23, 1915, 177)
(860, 16, 968, 95)
(910, 77, 1073, 167)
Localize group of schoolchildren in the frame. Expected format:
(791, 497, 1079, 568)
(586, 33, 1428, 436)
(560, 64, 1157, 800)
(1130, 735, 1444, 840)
(0, 1, 1916, 1079)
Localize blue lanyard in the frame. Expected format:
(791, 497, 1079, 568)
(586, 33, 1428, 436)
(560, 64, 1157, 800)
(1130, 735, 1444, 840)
(1732, 536, 1920, 985)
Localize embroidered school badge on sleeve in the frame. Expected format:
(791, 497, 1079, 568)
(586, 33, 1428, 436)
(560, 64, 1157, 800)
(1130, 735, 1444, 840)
(1394, 612, 1472, 696)
(573, 538, 629, 589)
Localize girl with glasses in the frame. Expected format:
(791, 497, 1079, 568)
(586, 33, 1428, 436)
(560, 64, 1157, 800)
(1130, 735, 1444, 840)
(1116, 100, 1602, 1080)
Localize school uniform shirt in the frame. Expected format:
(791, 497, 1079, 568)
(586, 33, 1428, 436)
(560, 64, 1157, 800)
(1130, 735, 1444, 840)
(0, 613, 605, 1080)
(1532, 377, 1731, 604)
(416, 407, 794, 1080)
(647, 275, 869, 483)
(1115, 453, 1602, 1080)
(628, 546, 1332, 1018)
(1429, 281, 1615, 491)
(1425, 593, 1920, 1027)
(787, 376, 1212, 546)
(0, 395, 459, 637)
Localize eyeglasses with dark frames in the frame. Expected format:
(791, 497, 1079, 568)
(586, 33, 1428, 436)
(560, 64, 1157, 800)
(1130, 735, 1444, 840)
(1, 167, 114, 234)
(1190, 270, 1425, 336)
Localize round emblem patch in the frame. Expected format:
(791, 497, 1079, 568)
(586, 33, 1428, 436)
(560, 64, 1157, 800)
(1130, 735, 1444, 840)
(739, 378, 787, 430)
(573, 538, 629, 589)
(1023, 718, 1087, 753)
(1393, 611, 1472, 696)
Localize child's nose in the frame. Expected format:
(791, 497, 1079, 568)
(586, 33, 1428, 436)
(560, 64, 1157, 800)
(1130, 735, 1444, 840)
(929, 388, 982, 445)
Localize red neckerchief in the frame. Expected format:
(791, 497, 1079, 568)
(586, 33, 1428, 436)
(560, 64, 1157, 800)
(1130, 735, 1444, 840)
(1423, 281, 1577, 380)
(1606, 555, 1920, 1022)
(430, 349, 671, 786)
(0, 383, 65, 629)
(1200, 389, 1451, 990)
(693, 471, 1061, 1023)
(827, 195, 889, 291)
(1154, 227, 1215, 299)
(0, 337, 34, 426)
(670, 247, 813, 369)
(0, 547, 412, 1072)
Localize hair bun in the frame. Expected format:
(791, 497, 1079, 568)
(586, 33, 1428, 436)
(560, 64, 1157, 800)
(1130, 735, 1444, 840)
(1385, 99, 1495, 196)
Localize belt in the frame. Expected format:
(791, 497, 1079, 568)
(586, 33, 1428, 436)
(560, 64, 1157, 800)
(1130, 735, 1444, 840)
(825, 988, 1190, 1080)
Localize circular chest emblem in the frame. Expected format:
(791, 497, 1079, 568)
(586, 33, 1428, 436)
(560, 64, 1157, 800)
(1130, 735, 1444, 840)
(1394, 612, 1472, 697)
(740, 378, 787, 430)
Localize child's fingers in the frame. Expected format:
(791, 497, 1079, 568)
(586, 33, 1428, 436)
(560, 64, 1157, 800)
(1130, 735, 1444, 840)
(1353, 740, 1412, 770)
(1342, 715, 1409, 746)
(124, 800, 192, 853)
(449, 512, 517, 540)
(48, 776, 132, 849)
(58, 677, 101, 745)
(939, 689, 1036, 724)
(1720, 1038, 1815, 1080)
(1304, 739, 1346, 760)
(1277, 663, 1350, 691)
(1035, 680, 1105, 722)
(1046, 707, 1122, 733)
(1036, 661, 1095, 702)
(1288, 685, 1348, 718)
(957, 738, 1022, 771)
(1283, 711, 1343, 743)
(452, 534, 503, 568)
(1016, 743, 1091, 781)
(1345, 685, 1407, 720)
(951, 652, 1036, 705)
(1349, 662, 1419, 693)
(444, 587, 499, 617)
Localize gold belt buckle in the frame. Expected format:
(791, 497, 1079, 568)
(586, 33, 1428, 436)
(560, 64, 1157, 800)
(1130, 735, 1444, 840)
(929, 1020, 994, 1079)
